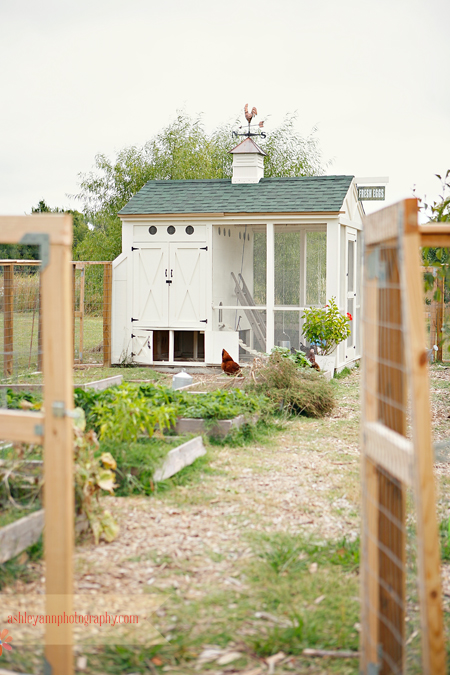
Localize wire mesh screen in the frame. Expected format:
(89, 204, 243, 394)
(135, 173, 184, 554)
(361, 201, 446, 675)
(0, 262, 42, 381)
(73, 262, 111, 366)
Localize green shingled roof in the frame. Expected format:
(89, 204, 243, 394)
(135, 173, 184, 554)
(118, 175, 354, 216)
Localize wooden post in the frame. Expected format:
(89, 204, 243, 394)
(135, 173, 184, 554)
(42, 227, 74, 675)
(436, 274, 444, 361)
(4, 264, 13, 377)
(402, 201, 446, 674)
(37, 276, 43, 372)
(360, 261, 380, 672)
(0, 215, 74, 675)
(72, 263, 76, 363)
(79, 266, 85, 362)
(103, 262, 112, 368)
(266, 222, 274, 352)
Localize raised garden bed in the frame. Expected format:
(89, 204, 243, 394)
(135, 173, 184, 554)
(174, 413, 258, 438)
(0, 374, 123, 394)
(0, 509, 44, 564)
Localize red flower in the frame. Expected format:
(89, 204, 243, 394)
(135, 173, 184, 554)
(0, 628, 13, 655)
(325, 305, 329, 308)
(347, 313, 353, 320)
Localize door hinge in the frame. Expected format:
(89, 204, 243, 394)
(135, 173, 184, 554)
(131, 334, 135, 339)
(130, 352, 135, 357)
(131, 318, 139, 322)
(166, 280, 172, 284)
(200, 319, 208, 323)
(131, 246, 139, 251)
(200, 246, 208, 251)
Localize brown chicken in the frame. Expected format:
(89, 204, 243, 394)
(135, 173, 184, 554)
(308, 348, 321, 371)
(221, 349, 241, 375)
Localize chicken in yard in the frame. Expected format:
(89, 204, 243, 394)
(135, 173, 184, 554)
(221, 349, 241, 375)
(308, 348, 321, 371)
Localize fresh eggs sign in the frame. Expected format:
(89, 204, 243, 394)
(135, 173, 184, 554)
(357, 186, 385, 201)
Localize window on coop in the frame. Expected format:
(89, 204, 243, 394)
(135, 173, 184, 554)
(212, 226, 266, 354)
(306, 231, 326, 306)
(274, 310, 304, 350)
(275, 228, 301, 306)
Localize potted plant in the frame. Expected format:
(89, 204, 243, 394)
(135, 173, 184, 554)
(302, 297, 352, 355)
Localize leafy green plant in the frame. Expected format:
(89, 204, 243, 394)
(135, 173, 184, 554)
(80, 384, 178, 442)
(302, 297, 351, 355)
(271, 346, 311, 368)
(175, 388, 265, 420)
(73, 409, 119, 544)
(5, 388, 42, 410)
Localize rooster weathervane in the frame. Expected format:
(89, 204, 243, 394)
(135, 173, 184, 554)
(232, 104, 266, 140)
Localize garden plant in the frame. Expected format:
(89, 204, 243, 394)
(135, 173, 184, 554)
(302, 297, 352, 355)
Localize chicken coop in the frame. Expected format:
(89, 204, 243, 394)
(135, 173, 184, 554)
(112, 138, 364, 368)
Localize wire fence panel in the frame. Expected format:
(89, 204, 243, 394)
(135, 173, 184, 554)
(0, 262, 42, 380)
(361, 200, 446, 675)
(73, 263, 110, 365)
(0, 260, 111, 380)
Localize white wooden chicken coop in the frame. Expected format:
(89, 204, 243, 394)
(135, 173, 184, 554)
(112, 138, 364, 369)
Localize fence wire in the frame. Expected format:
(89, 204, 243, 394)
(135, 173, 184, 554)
(0, 261, 112, 382)
(0, 263, 42, 382)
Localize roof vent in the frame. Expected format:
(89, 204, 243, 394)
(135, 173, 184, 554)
(230, 137, 266, 184)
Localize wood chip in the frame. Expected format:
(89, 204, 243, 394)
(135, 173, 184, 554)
(302, 648, 359, 659)
(216, 651, 244, 665)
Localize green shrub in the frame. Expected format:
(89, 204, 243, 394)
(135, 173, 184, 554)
(75, 384, 178, 442)
(175, 388, 266, 420)
(302, 297, 351, 355)
(271, 346, 311, 368)
(247, 352, 334, 417)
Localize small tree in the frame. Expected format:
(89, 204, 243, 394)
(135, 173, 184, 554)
(302, 297, 352, 355)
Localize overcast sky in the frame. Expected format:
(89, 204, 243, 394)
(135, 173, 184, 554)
(1, 0, 449, 219)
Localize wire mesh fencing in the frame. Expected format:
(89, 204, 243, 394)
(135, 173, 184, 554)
(73, 262, 111, 367)
(361, 201, 446, 675)
(0, 260, 112, 383)
(0, 262, 42, 380)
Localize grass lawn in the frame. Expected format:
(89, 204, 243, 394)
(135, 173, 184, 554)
(0, 312, 106, 379)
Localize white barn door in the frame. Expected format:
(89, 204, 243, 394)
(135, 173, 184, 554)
(169, 243, 207, 328)
(132, 245, 169, 327)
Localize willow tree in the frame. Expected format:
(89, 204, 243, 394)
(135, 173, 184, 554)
(74, 112, 326, 261)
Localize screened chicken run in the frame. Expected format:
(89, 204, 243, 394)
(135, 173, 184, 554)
(112, 137, 363, 370)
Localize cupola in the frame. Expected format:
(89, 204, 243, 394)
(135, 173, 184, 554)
(229, 137, 266, 184)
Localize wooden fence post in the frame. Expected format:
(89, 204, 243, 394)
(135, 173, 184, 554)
(4, 264, 14, 377)
(37, 276, 43, 372)
(436, 275, 444, 361)
(42, 227, 74, 675)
